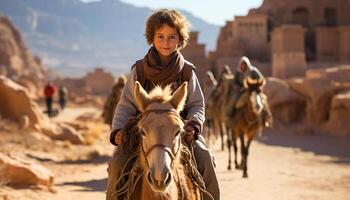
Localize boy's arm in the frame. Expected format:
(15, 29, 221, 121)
(110, 68, 138, 145)
(184, 71, 205, 135)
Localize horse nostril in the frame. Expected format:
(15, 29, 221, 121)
(147, 171, 154, 185)
(164, 171, 172, 186)
(147, 168, 172, 190)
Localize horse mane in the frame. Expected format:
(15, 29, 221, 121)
(147, 85, 173, 103)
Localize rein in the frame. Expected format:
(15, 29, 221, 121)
(243, 107, 259, 127)
(114, 109, 210, 199)
(138, 109, 183, 167)
(243, 92, 261, 127)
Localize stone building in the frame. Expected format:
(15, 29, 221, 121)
(214, 15, 269, 61)
(57, 67, 116, 99)
(255, 0, 350, 77)
(181, 31, 211, 81)
(210, 14, 271, 77)
(84, 68, 115, 95)
(315, 27, 350, 62)
(271, 25, 307, 78)
(210, 0, 350, 78)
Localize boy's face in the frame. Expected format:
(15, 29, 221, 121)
(153, 24, 180, 59)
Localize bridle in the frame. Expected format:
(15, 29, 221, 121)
(243, 84, 263, 127)
(138, 109, 184, 167)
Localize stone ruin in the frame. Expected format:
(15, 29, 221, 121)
(53, 67, 119, 107)
(206, 0, 350, 78)
(85, 67, 115, 95)
(181, 31, 211, 81)
(264, 65, 350, 136)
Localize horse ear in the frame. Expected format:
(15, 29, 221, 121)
(134, 81, 150, 112)
(171, 82, 188, 112)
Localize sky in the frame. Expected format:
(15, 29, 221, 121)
(81, 0, 264, 25)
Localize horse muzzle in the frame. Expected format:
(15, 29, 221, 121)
(147, 167, 172, 192)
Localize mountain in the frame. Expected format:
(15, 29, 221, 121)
(0, 0, 219, 77)
(0, 15, 46, 97)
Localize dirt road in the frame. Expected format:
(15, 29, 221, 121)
(34, 131, 350, 200)
(2, 107, 350, 200)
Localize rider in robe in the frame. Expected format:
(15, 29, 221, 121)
(226, 56, 273, 128)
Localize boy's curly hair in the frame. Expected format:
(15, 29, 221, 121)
(145, 9, 191, 50)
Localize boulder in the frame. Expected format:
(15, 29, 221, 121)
(0, 75, 86, 144)
(325, 91, 350, 136)
(39, 123, 85, 145)
(76, 111, 101, 122)
(306, 65, 350, 82)
(289, 68, 350, 126)
(0, 75, 44, 127)
(264, 77, 305, 124)
(55, 123, 85, 145)
(0, 153, 54, 189)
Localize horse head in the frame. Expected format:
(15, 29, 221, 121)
(134, 81, 187, 192)
(243, 76, 266, 115)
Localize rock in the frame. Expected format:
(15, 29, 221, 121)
(38, 122, 61, 139)
(39, 123, 85, 145)
(306, 65, 350, 82)
(0, 75, 45, 127)
(325, 91, 350, 136)
(264, 77, 305, 124)
(0, 153, 54, 189)
(288, 67, 350, 126)
(55, 123, 85, 145)
(0, 16, 46, 98)
(62, 121, 89, 131)
(76, 111, 101, 122)
(18, 115, 30, 130)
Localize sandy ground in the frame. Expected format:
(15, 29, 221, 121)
(1, 107, 350, 200)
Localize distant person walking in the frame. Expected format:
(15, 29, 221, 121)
(58, 85, 68, 110)
(102, 75, 127, 127)
(44, 81, 56, 117)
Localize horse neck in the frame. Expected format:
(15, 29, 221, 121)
(245, 92, 260, 123)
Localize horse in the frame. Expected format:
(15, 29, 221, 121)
(227, 76, 267, 178)
(202, 71, 218, 146)
(207, 65, 233, 150)
(113, 81, 203, 200)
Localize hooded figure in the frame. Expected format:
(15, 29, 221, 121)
(226, 56, 264, 116)
(234, 56, 264, 89)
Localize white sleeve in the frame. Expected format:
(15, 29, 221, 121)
(111, 68, 138, 131)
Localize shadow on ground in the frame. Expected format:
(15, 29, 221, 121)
(56, 155, 111, 165)
(256, 128, 350, 164)
(58, 178, 108, 192)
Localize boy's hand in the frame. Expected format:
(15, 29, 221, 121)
(184, 125, 195, 142)
(114, 130, 123, 145)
